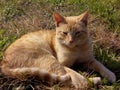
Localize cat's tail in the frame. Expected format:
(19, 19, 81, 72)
(1, 67, 71, 84)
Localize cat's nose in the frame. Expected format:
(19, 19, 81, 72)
(69, 40, 73, 44)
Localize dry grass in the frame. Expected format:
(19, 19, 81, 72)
(89, 20, 120, 56)
(0, 0, 120, 90)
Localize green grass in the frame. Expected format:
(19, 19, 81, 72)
(0, 0, 120, 31)
(0, 29, 17, 60)
(48, 0, 120, 32)
(0, 0, 120, 90)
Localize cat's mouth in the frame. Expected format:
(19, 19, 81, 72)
(58, 39, 76, 48)
(64, 41, 76, 48)
(67, 45, 75, 48)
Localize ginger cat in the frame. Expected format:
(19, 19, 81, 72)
(1, 10, 116, 89)
(53, 11, 116, 83)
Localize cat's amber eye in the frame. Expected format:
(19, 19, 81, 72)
(63, 32, 68, 35)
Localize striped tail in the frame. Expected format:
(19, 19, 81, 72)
(1, 67, 71, 84)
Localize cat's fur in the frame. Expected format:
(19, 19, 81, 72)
(1, 10, 116, 89)
(1, 30, 71, 84)
(53, 11, 116, 83)
(1, 29, 89, 89)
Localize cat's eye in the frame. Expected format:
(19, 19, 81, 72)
(75, 31, 80, 35)
(63, 32, 68, 35)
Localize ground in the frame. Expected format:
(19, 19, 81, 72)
(0, 0, 120, 90)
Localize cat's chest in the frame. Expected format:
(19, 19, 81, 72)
(57, 48, 91, 67)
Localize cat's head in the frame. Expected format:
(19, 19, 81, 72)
(53, 10, 89, 48)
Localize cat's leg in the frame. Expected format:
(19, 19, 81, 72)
(64, 67, 89, 89)
(87, 58, 116, 83)
(32, 54, 72, 84)
(1, 52, 71, 85)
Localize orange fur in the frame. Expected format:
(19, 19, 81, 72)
(54, 10, 116, 83)
(1, 10, 116, 90)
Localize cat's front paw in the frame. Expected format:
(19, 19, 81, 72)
(104, 70, 116, 83)
(61, 74, 71, 83)
(89, 77, 101, 85)
(72, 76, 89, 89)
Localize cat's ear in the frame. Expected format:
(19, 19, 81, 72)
(77, 10, 89, 26)
(53, 12, 66, 27)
